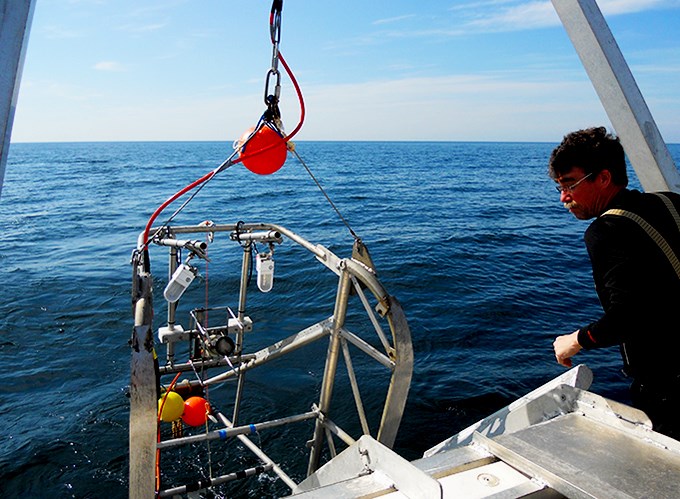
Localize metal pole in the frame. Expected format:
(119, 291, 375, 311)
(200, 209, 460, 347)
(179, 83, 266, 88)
(0, 0, 35, 199)
(165, 246, 178, 364)
(158, 464, 274, 498)
(129, 270, 157, 499)
(552, 0, 680, 193)
(215, 412, 298, 491)
(307, 266, 352, 475)
(157, 410, 318, 449)
(233, 242, 252, 423)
(236, 243, 251, 342)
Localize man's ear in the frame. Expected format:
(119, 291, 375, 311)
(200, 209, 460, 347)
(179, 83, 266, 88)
(599, 169, 612, 187)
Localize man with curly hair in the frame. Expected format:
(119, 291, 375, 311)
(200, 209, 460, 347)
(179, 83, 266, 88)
(549, 126, 680, 439)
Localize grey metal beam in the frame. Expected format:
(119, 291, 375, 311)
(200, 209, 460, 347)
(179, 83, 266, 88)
(0, 0, 35, 199)
(552, 0, 680, 193)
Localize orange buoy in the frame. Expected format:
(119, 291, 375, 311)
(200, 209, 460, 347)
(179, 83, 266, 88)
(238, 125, 287, 175)
(182, 396, 211, 427)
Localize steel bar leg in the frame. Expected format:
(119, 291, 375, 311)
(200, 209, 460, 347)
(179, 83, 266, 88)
(306, 268, 351, 475)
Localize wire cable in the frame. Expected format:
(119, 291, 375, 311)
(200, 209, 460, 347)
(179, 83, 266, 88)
(291, 148, 359, 240)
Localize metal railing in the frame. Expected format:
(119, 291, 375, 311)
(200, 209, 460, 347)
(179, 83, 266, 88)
(130, 222, 413, 498)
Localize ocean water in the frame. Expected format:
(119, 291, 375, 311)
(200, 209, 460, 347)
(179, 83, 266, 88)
(1, 140, 675, 497)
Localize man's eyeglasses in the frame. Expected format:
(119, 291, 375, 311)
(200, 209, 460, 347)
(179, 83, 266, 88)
(555, 172, 593, 193)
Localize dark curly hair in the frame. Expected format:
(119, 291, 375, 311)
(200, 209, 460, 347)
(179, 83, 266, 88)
(548, 127, 628, 187)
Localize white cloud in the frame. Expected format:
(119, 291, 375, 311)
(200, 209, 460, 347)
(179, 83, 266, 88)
(449, 0, 519, 12)
(93, 61, 126, 72)
(8, 72, 596, 142)
(15, 68, 680, 143)
(466, 1, 558, 31)
(372, 14, 416, 26)
(279, 73, 609, 142)
(461, 0, 679, 33)
(599, 0, 674, 15)
(41, 25, 84, 39)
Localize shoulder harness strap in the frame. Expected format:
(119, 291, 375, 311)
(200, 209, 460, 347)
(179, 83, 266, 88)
(653, 192, 680, 233)
(602, 193, 680, 279)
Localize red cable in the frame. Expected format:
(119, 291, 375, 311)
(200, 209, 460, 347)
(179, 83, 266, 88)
(150, 8, 303, 490)
(279, 52, 305, 142)
(141, 52, 305, 250)
(141, 170, 216, 248)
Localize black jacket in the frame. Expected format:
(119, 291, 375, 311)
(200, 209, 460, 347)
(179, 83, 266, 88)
(578, 189, 680, 383)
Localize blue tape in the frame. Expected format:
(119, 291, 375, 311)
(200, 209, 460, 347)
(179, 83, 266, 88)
(249, 424, 257, 435)
(219, 429, 227, 440)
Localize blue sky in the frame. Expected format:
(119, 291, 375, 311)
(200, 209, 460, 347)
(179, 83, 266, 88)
(10, 0, 680, 143)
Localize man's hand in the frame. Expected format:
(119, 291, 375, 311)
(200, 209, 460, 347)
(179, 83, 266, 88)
(553, 331, 582, 368)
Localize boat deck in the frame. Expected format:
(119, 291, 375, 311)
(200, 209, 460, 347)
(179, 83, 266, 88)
(289, 382, 680, 498)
